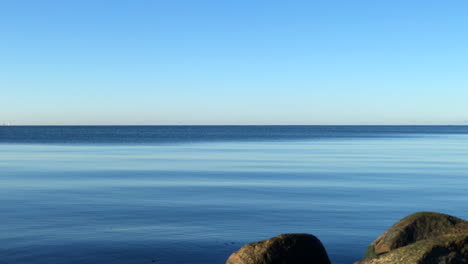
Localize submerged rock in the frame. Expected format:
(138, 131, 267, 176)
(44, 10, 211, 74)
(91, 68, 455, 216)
(225, 233, 331, 264)
(358, 212, 468, 264)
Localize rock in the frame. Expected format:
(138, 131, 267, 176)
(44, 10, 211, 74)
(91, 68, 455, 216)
(363, 212, 467, 259)
(356, 234, 468, 264)
(225, 233, 331, 264)
(357, 212, 468, 264)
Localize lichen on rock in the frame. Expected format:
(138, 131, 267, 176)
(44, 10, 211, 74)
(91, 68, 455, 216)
(357, 212, 468, 264)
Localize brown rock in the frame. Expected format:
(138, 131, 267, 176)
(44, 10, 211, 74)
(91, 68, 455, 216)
(356, 233, 468, 264)
(357, 211, 468, 264)
(226, 233, 331, 264)
(364, 211, 467, 259)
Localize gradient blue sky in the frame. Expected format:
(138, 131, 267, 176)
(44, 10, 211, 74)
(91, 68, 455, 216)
(1, 0, 467, 125)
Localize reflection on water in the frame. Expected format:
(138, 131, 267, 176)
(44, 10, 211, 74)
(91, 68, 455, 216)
(1, 134, 468, 264)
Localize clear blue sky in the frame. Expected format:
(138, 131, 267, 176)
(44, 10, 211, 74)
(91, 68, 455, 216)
(1, 0, 467, 125)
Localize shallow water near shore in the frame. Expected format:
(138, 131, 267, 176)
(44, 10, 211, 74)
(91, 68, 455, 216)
(1, 126, 467, 264)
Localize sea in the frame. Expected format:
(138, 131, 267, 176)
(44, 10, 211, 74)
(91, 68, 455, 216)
(1, 126, 467, 264)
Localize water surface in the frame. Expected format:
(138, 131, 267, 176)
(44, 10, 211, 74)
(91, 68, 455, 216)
(1, 126, 467, 263)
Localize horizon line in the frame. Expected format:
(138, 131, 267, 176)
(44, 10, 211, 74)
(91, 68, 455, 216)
(2, 124, 468, 127)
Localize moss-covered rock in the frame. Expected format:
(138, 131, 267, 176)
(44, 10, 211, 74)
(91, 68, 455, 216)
(365, 212, 467, 258)
(356, 233, 468, 264)
(225, 233, 331, 264)
(357, 212, 468, 264)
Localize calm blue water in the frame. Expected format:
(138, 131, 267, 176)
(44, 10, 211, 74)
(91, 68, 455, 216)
(1, 126, 467, 264)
